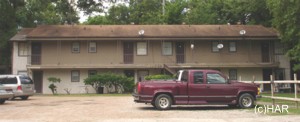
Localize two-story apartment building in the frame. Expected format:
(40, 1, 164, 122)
(10, 25, 290, 94)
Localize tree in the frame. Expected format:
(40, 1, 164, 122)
(129, 0, 164, 24)
(164, 0, 188, 24)
(267, 0, 300, 71)
(107, 5, 130, 24)
(0, 0, 24, 69)
(185, 0, 272, 26)
(16, 0, 79, 26)
(48, 77, 61, 95)
(83, 15, 111, 25)
(77, 0, 103, 15)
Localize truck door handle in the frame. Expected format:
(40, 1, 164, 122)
(206, 86, 210, 88)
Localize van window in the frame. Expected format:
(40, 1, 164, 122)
(0, 77, 18, 84)
(20, 76, 34, 84)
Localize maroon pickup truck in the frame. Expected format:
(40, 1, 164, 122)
(133, 69, 261, 110)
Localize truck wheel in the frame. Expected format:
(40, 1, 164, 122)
(155, 94, 172, 110)
(238, 93, 254, 108)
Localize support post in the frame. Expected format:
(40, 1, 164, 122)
(270, 75, 275, 106)
(294, 73, 298, 109)
(295, 74, 298, 99)
(252, 75, 255, 83)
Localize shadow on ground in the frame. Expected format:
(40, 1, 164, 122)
(138, 105, 239, 111)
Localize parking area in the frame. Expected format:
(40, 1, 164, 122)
(0, 96, 299, 122)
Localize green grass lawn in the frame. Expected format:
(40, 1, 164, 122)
(257, 93, 300, 115)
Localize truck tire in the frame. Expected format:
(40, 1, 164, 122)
(155, 94, 172, 110)
(238, 93, 254, 108)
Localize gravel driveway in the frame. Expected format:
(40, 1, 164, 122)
(0, 96, 299, 122)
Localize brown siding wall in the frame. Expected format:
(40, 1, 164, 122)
(40, 40, 266, 66)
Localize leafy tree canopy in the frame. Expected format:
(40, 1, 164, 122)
(267, 0, 300, 71)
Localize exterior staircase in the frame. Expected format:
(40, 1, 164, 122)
(163, 64, 176, 75)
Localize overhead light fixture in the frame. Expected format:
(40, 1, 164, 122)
(217, 43, 224, 49)
(239, 30, 246, 35)
(190, 44, 194, 49)
(138, 29, 145, 36)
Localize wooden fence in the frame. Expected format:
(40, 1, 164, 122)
(240, 74, 300, 109)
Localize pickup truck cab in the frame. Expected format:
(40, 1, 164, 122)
(133, 70, 260, 110)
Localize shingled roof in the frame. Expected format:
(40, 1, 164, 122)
(10, 25, 279, 41)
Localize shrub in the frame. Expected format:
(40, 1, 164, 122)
(84, 72, 135, 93)
(47, 77, 61, 95)
(144, 74, 173, 80)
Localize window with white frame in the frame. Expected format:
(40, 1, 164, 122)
(229, 69, 237, 80)
(229, 41, 236, 52)
(137, 42, 147, 55)
(88, 42, 97, 53)
(212, 41, 219, 52)
(72, 42, 80, 53)
(71, 70, 80, 82)
(162, 42, 172, 55)
(18, 42, 28, 56)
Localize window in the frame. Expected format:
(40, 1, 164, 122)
(162, 42, 172, 55)
(206, 73, 226, 84)
(88, 70, 97, 77)
(194, 72, 203, 84)
(0, 77, 18, 84)
(88, 42, 97, 53)
(229, 41, 236, 52)
(18, 42, 28, 56)
(229, 69, 237, 80)
(72, 42, 80, 53)
(212, 41, 219, 52)
(137, 42, 147, 55)
(71, 70, 80, 82)
(20, 76, 33, 84)
(274, 41, 285, 55)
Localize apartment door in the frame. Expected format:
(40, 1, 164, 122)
(124, 70, 134, 78)
(176, 42, 185, 63)
(33, 70, 43, 93)
(261, 42, 270, 62)
(138, 70, 149, 82)
(31, 42, 42, 65)
(123, 42, 134, 64)
(263, 69, 272, 91)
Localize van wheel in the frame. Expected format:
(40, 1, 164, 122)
(238, 93, 254, 108)
(155, 94, 172, 110)
(0, 99, 6, 104)
(21, 96, 29, 100)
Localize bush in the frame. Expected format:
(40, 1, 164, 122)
(144, 74, 173, 80)
(47, 77, 61, 95)
(84, 73, 135, 93)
